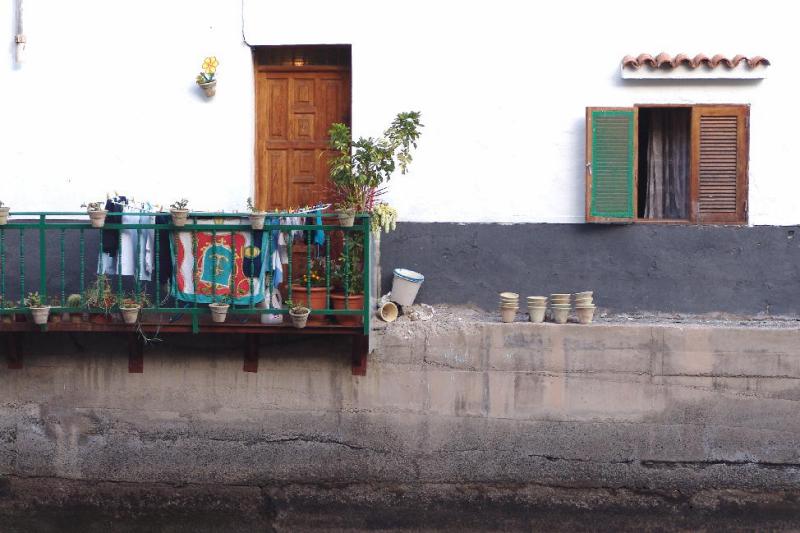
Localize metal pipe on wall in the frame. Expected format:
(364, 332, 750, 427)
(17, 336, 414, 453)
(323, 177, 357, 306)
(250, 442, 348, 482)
(15, 0, 26, 64)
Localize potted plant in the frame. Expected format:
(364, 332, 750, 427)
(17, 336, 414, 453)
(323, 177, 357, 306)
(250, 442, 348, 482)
(66, 293, 83, 323)
(246, 197, 267, 230)
(209, 295, 230, 323)
(25, 292, 50, 325)
(170, 198, 190, 227)
(327, 111, 423, 233)
(84, 274, 116, 323)
(0, 200, 9, 225)
(290, 257, 329, 324)
(82, 201, 107, 228)
(119, 291, 150, 325)
(330, 241, 365, 326)
(196, 56, 218, 97)
(286, 299, 310, 329)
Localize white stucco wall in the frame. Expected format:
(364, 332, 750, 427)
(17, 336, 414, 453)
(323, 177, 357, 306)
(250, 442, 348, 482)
(2, 0, 797, 225)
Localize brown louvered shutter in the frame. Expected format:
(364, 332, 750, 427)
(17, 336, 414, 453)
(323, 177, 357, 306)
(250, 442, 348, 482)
(691, 106, 749, 224)
(585, 108, 637, 222)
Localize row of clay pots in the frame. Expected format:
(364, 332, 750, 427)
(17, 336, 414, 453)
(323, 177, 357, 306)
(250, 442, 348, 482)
(83, 209, 271, 230)
(498, 291, 598, 324)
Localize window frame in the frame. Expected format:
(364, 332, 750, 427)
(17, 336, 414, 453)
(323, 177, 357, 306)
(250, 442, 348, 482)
(586, 103, 749, 225)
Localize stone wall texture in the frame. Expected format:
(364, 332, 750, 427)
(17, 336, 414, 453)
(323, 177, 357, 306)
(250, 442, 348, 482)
(2, 321, 800, 530)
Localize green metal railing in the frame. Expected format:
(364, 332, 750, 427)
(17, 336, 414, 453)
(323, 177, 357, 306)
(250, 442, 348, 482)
(0, 212, 371, 334)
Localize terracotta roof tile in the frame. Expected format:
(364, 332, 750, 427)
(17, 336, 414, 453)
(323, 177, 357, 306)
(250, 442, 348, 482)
(622, 53, 770, 70)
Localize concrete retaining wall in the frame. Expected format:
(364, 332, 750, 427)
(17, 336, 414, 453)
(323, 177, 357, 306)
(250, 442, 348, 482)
(2, 320, 800, 529)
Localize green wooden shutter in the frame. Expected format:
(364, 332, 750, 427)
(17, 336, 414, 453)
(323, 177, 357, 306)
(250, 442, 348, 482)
(586, 109, 635, 221)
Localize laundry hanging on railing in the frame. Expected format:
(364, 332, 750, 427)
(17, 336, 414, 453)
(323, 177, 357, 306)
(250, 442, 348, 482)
(170, 218, 279, 305)
(98, 197, 155, 281)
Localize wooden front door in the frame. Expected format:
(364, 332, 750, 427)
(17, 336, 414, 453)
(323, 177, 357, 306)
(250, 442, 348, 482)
(255, 68, 351, 211)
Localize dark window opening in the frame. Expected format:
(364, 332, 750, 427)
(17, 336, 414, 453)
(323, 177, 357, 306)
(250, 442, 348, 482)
(637, 107, 691, 219)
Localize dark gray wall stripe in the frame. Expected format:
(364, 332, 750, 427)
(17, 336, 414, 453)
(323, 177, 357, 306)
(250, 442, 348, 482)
(379, 223, 800, 316)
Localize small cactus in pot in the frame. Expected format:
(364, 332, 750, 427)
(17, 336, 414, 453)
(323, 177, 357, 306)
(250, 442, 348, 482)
(246, 197, 267, 230)
(25, 291, 50, 325)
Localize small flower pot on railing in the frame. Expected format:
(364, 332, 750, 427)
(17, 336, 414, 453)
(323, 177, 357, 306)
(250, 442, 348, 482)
(170, 209, 190, 227)
(289, 306, 310, 329)
(29, 306, 50, 325)
(0, 206, 10, 225)
(249, 212, 267, 230)
(88, 209, 108, 228)
(120, 305, 141, 325)
(209, 303, 229, 323)
(337, 209, 355, 227)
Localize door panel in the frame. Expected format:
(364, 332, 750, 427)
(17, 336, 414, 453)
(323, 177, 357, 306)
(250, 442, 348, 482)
(256, 70, 350, 211)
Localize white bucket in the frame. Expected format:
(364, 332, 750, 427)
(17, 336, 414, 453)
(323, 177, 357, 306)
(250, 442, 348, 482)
(391, 268, 425, 306)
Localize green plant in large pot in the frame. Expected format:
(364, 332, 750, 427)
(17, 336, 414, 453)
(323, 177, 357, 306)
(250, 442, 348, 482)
(330, 239, 365, 326)
(327, 111, 423, 230)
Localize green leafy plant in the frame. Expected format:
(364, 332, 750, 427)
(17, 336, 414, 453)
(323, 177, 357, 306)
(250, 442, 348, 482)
(210, 294, 231, 305)
(120, 290, 151, 309)
(24, 292, 45, 308)
(170, 198, 189, 211)
(66, 294, 83, 308)
(84, 275, 116, 313)
(0, 200, 5, 207)
(285, 299, 308, 314)
(328, 111, 423, 213)
(297, 258, 329, 288)
(245, 197, 264, 213)
(331, 239, 364, 294)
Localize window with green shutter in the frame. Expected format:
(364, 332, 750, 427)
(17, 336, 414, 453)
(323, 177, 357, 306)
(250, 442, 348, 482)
(585, 104, 748, 225)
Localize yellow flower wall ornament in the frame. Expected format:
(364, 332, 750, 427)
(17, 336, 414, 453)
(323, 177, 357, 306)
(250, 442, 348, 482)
(196, 56, 218, 97)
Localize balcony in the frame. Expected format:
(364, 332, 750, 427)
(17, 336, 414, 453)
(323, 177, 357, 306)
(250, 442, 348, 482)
(0, 210, 371, 374)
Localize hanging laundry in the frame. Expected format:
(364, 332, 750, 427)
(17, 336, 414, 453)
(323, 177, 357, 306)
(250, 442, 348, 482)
(98, 200, 155, 281)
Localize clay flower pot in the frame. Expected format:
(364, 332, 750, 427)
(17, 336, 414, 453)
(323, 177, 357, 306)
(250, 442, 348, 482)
(379, 301, 399, 323)
(0, 206, 9, 225)
(337, 210, 355, 227)
(88, 210, 108, 228)
(528, 306, 546, 323)
(290, 286, 328, 324)
(120, 306, 141, 325)
(500, 306, 518, 323)
(289, 307, 310, 329)
(198, 80, 217, 97)
(551, 306, 570, 324)
(331, 293, 364, 326)
(249, 212, 267, 230)
(29, 306, 50, 325)
(575, 305, 596, 324)
(209, 302, 229, 323)
(170, 209, 190, 227)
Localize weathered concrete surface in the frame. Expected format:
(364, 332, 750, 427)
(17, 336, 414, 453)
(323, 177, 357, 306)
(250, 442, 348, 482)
(1, 321, 800, 530)
(380, 222, 800, 315)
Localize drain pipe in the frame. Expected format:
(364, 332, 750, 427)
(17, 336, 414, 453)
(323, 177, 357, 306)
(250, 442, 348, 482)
(15, 0, 26, 64)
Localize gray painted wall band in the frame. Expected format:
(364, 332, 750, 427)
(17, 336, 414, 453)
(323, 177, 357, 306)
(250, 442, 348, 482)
(379, 223, 800, 316)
